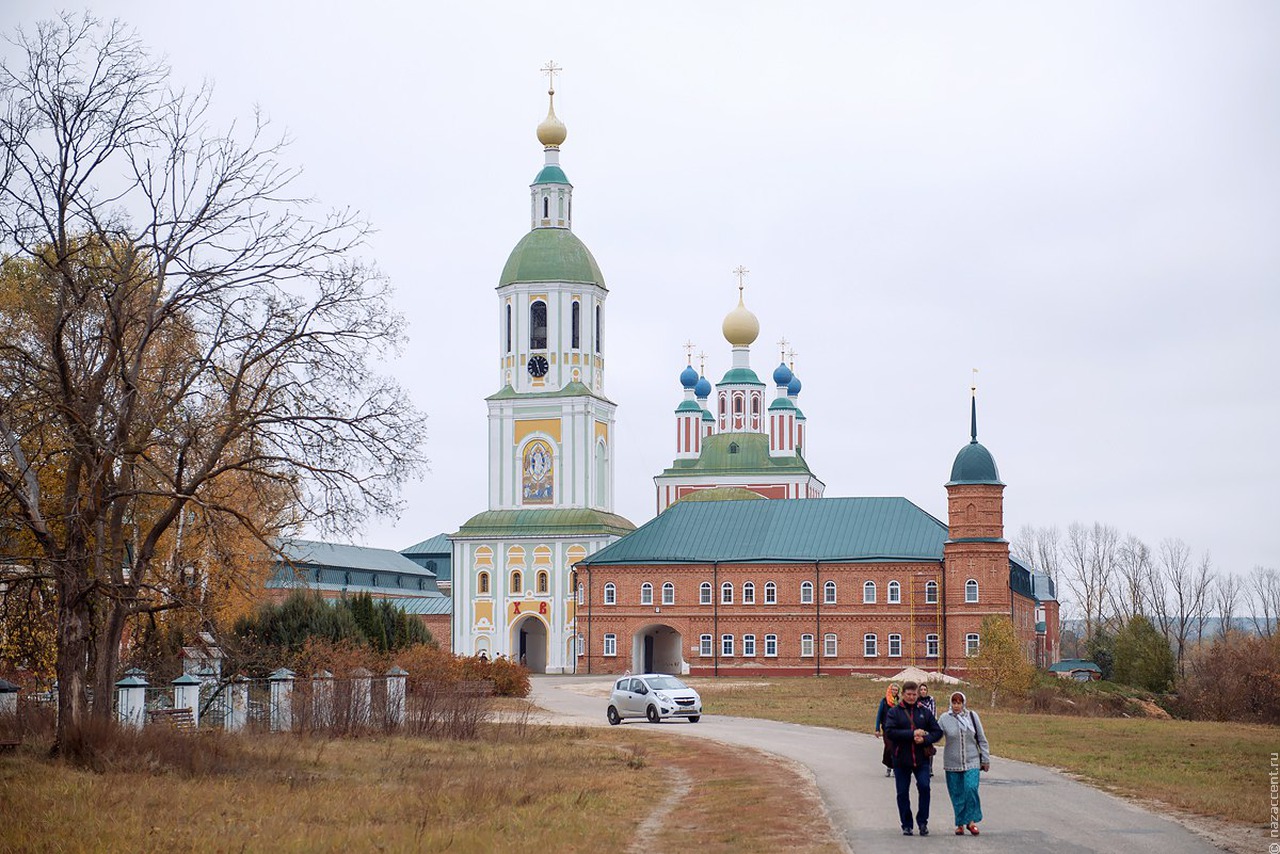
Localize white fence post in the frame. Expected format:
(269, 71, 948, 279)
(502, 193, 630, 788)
(312, 670, 334, 729)
(115, 669, 149, 729)
(350, 668, 372, 728)
(172, 673, 202, 727)
(269, 668, 294, 732)
(385, 666, 407, 728)
(226, 675, 250, 733)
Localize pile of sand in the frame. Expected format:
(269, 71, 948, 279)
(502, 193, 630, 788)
(878, 666, 964, 685)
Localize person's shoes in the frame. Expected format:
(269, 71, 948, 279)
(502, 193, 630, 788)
(902, 828, 913, 836)
(885, 768, 892, 777)
(967, 823, 980, 836)
(919, 824, 929, 836)
(955, 827, 965, 835)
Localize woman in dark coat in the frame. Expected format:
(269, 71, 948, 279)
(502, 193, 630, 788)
(874, 683, 900, 777)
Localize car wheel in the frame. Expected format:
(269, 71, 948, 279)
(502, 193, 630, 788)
(688, 715, 700, 723)
(646, 704, 661, 723)
(607, 706, 621, 726)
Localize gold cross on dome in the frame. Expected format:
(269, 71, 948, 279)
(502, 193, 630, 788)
(698, 351, 707, 375)
(732, 265, 749, 293)
(541, 60, 562, 92)
(777, 337, 789, 361)
(683, 340, 697, 363)
(787, 348, 798, 369)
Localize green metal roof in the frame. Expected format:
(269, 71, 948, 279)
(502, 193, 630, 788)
(579, 497, 949, 566)
(947, 441, 1004, 486)
(1049, 659, 1101, 673)
(454, 508, 636, 539)
(277, 538, 428, 574)
(675, 399, 703, 414)
(401, 533, 451, 556)
(768, 396, 797, 411)
(673, 487, 768, 503)
(718, 367, 764, 385)
(499, 228, 605, 288)
(384, 596, 454, 616)
(486, 381, 613, 404)
(661, 432, 815, 476)
(532, 164, 570, 185)
(701, 408, 714, 421)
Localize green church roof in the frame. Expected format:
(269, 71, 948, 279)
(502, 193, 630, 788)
(718, 367, 764, 385)
(947, 441, 1003, 486)
(661, 432, 815, 477)
(768, 396, 797, 411)
(499, 228, 606, 288)
(454, 508, 636, 539)
(532, 164, 570, 185)
(486, 381, 613, 404)
(579, 497, 949, 566)
(675, 399, 703, 414)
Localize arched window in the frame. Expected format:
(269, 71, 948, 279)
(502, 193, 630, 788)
(965, 579, 979, 603)
(478, 571, 490, 594)
(571, 301, 581, 349)
(888, 633, 902, 657)
(924, 580, 938, 604)
(603, 582, 616, 605)
(824, 580, 837, 604)
(800, 581, 814, 604)
(530, 300, 547, 350)
(888, 581, 901, 604)
(800, 634, 815, 657)
(764, 581, 777, 604)
(926, 634, 940, 658)
(966, 633, 980, 656)
(824, 633, 838, 657)
(734, 394, 744, 415)
(536, 571, 549, 594)
(721, 581, 733, 604)
(577, 583, 584, 605)
(700, 582, 712, 605)
(510, 570, 522, 592)
(863, 634, 878, 657)
(505, 304, 512, 353)
(542, 196, 549, 219)
(594, 305, 602, 353)
(728, 442, 740, 454)
(752, 396, 760, 417)
(595, 442, 607, 508)
(662, 582, 675, 605)
(863, 581, 876, 604)
(640, 582, 653, 605)
(742, 581, 755, 604)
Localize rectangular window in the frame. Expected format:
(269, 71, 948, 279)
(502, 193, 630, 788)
(800, 634, 814, 658)
(576, 634, 584, 656)
(700, 634, 713, 657)
(743, 634, 756, 657)
(824, 633, 838, 657)
(721, 634, 734, 657)
(764, 634, 778, 657)
(888, 634, 902, 657)
(603, 634, 617, 657)
(926, 634, 939, 658)
(966, 633, 980, 656)
(864, 634, 878, 657)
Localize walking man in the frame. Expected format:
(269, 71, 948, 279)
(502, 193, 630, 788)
(884, 680, 943, 835)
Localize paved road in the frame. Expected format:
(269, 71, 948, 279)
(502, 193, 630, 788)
(530, 675, 1237, 854)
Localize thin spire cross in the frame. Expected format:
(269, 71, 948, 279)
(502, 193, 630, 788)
(777, 337, 789, 361)
(682, 340, 697, 364)
(732, 265, 749, 294)
(698, 351, 707, 375)
(541, 60, 562, 92)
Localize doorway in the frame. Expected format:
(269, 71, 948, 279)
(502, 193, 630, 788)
(512, 615, 548, 673)
(632, 623, 683, 675)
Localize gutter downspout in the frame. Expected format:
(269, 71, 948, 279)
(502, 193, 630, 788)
(713, 561, 719, 677)
(939, 559, 947, 673)
(815, 561, 821, 677)
(587, 566, 593, 675)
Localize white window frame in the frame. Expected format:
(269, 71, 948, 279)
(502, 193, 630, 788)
(700, 582, 712, 605)
(742, 582, 755, 604)
(764, 634, 778, 657)
(800, 634, 815, 658)
(966, 633, 980, 656)
(662, 582, 675, 605)
(640, 582, 653, 605)
(888, 633, 902, 657)
(576, 633, 584, 656)
(888, 580, 901, 604)
(926, 633, 939, 658)
(966, 579, 979, 603)
(700, 634, 714, 656)
(603, 633, 617, 656)
(743, 634, 756, 657)
(925, 580, 938, 604)
(603, 582, 616, 605)
(800, 581, 814, 605)
(764, 581, 777, 604)
(823, 633, 838, 658)
(721, 634, 734, 657)
(863, 581, 876, 604)
(824, 580, 837, 604)
(576, 583, 584, 605)
(863, 633, 878, 657)
(721, 581, 733, 605)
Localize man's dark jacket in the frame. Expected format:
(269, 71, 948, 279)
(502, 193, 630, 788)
(884, 700, 943, 769)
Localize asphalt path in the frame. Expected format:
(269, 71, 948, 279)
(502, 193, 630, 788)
(530, 675, 1235, 854)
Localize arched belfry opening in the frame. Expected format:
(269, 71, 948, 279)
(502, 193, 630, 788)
(512, 614, 548, 673)
(631, 623, 685, 675)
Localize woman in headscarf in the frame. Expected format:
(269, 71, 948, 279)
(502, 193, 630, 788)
(873, 683, 900, 777)
(938, 690, 990, 835)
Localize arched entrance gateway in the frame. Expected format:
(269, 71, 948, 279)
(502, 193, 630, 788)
(512, 615, 548, 673)
(631, 624, 685, 675)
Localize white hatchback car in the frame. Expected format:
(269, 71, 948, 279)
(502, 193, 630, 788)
(607, 674, 702, 724)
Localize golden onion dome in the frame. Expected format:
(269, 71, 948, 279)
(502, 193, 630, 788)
(537, 91, 567, 148)
(722, 293, 760, 347)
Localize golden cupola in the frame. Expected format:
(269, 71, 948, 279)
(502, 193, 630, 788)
(537, 89, 567, 148)
(722, 289, 760, 347)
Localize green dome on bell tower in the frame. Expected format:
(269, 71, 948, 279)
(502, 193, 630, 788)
(499, 228, 606, 287)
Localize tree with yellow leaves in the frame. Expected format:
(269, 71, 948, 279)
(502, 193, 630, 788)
(968, 615, 1036, 708)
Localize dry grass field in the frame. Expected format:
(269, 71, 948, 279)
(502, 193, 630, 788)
(688, 675, 1271, 826)
(0, 720, 844, 854)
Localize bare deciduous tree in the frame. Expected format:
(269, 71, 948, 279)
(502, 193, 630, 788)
(1107, 534, 1152, 629)
(1062, 522, 1117, 642)
(0, 15, 425, 757)
(1212, 571, 1242, 640)
(1249, 566, 1280, 638)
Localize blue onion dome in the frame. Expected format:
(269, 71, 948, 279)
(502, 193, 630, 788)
(679, 364, 699, 389)
(787, 373, 802, 396)
(694, 374, 712, 398)
(772, 361, 793, 386)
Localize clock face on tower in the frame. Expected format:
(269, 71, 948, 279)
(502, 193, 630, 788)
(527, 355, 549, 378)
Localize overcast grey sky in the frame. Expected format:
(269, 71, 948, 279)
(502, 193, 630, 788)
(7, 3, 1278, 580)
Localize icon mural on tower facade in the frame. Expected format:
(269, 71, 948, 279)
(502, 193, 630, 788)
(522, 440, 554, 503)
